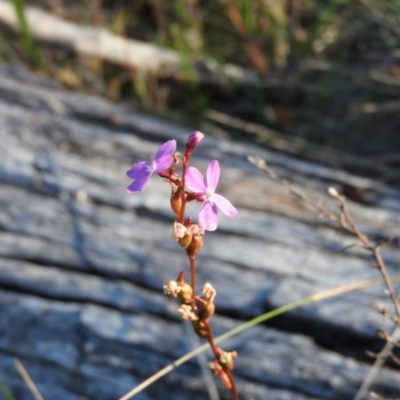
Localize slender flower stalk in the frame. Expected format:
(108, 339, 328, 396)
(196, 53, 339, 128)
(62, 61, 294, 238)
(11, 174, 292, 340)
(126, 131, 239, 400)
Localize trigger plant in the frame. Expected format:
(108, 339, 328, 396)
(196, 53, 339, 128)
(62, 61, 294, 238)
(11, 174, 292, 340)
(126, 131, 239, 399)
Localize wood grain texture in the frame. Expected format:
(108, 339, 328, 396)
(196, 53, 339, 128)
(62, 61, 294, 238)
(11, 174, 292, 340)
(0, 63, 400, 399)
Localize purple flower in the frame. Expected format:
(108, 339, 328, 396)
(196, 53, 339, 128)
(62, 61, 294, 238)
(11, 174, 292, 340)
(185, 160, 238, 231)
(126, 140, 176, 193)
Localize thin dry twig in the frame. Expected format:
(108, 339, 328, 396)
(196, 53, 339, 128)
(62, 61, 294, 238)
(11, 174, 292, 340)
(248, 155, 400, 400)
(354, 327, 400, 400)
(14, 358, 45, 400)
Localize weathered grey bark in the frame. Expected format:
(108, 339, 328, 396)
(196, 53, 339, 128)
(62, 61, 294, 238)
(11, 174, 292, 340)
(0, 63, 400, 400)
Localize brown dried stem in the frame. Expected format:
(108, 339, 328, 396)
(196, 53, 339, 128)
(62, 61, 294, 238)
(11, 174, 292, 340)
(189, 256, 196, 295)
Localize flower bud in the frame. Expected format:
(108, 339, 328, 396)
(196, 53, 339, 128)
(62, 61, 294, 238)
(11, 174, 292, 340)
(219, 350, 237, 371)
(172, 222, 193, 249)
(187, 131, 204, 147)
(193, 320, 208, 338)
(205, 302, 215, 317)
(177, 281, 193, 303)
(178, 233, 193, 249)
(198, 300, 215, 319)
(186, 235, 203, 259)
(175, 272, 193, 303)
(185, 131, 204, 158)
(163, 276, 193, 302)
(170, 187, 184, 218)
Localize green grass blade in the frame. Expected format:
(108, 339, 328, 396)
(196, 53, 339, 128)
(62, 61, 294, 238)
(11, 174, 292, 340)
(0, 378, 15, 400)
(10, 0, 43, 69)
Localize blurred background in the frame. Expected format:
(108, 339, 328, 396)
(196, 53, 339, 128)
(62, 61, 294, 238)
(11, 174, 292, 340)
(1, 2, 400, 399)
(1, 0, 400, 170)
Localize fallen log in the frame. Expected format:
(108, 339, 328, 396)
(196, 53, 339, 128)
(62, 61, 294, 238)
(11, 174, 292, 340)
(0, 63, 400, 399)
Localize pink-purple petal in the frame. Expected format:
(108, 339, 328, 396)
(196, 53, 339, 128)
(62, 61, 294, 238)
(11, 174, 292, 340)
(126, 161, 150, 179)
(213, 193, 238, 217)
(155, 155, 173, 172)
(126, 140, 176, 195)
(199, 201, 219, 231)
(126, 172, 152, 193)
(185, 167, 206, 192)
(206, 160, 220, 190)
(155, 140, 176, 160)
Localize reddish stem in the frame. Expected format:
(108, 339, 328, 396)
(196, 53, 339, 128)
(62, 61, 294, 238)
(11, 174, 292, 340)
(189, 256, 196, 295)
(204, 320, 238, 400)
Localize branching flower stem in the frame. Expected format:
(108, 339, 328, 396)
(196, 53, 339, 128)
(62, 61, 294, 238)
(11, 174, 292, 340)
(129, 133, 239, 399)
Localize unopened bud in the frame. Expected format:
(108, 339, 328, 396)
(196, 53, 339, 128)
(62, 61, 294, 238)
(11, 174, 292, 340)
(187, 131, 204, 147)
(178, 281, 193, 303)
(198, 300, 215, 318)
(174, 272, 193, 302)
(186, 234, 203, 259)
(193, 320, 208, 338)
(185, 131, 204, 158)
(170, 187, 184, 218)
(178, 233, 193, 249)
(219, 350, 237, 371)
(163, 277, 193, 303)
(205, 302, 215, 317)
(172, 222, 193, 248)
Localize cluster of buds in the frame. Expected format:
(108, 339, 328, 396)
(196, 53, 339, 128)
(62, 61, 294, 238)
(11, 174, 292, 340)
(126, 131, 239, 399)
(165, 275, 217, 339)
(172, 222, 204, 259)
(163, 272, 193, 303)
